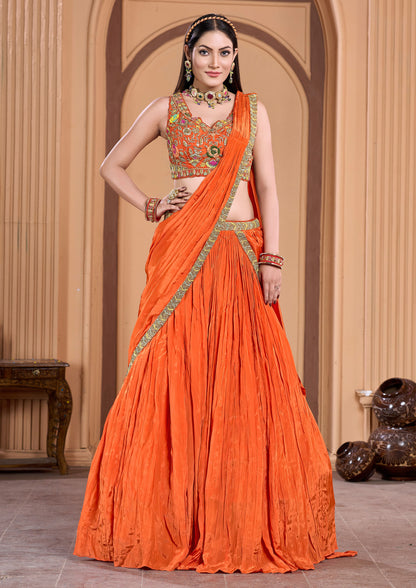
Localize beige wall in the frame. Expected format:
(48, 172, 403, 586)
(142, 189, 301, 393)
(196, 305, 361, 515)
(0, 0, 64, 455)
(319, 0, 416, 452)
(1, 0, 415, 463)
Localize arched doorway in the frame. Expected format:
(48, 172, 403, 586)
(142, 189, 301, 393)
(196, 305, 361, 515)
(100, 0, 333, 433)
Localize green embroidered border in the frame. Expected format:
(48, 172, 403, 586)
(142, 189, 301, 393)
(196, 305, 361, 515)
(127, 94, 258, 374)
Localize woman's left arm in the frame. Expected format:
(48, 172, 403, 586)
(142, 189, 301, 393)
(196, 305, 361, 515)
(252, 99, 282, 305)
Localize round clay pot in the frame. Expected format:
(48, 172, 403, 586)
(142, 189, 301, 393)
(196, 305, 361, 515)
(335, 441, 376, 482)
(372, 377, 416, 427)
(369, 424, 416, 480)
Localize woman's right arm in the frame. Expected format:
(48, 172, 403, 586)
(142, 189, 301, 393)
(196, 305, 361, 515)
(100, 97, 186, 216)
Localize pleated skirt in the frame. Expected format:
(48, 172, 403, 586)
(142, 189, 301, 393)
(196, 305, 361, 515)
(73, 219, 340, 573)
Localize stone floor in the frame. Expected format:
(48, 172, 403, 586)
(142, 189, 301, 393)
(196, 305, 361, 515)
(0, 467, 415, 587)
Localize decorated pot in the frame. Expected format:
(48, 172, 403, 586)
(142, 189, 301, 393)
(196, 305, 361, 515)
(335, 441, 376, 482)
(369, 425, 416, 480)
(372, 377, 416, 427)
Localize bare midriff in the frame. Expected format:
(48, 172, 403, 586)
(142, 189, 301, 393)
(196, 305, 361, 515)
(173, 176, 255, 221)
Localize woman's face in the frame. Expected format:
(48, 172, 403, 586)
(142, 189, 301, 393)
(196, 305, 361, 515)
(185, 30, 237, 92)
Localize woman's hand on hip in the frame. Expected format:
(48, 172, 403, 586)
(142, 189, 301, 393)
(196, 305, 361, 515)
(259, 264, 282, 305)
(156, 186, 191, 217)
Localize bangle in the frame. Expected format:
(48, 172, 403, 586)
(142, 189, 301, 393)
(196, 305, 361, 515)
(144, 197, 161, 222)
(258, 252, 284, 269)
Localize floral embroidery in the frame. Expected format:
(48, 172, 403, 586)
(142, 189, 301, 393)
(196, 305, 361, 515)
(168, 112, 179, 124)
(166, 93, 253, 181)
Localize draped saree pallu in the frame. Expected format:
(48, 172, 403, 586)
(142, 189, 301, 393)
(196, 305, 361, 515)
(74, 92, 356, 573)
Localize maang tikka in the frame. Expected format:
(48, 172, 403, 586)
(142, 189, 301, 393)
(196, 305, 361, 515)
(184, 59, 192, 82)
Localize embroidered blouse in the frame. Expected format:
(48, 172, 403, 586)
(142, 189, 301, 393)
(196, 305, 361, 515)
(166, 92, 253, 181)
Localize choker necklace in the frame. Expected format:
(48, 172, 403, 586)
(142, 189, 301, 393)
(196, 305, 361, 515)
(183, 85, 231, 109)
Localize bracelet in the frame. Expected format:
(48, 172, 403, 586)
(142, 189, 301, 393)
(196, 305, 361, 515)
(258, 252, 284, 269)
(144, 197, 161, 222)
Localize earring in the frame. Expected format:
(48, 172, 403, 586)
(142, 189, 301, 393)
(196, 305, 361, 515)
(184, 60, 192, 83)
(229, 62, 235, 83)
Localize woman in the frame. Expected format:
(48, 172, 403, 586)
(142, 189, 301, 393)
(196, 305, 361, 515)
(74, 14, 355, 574)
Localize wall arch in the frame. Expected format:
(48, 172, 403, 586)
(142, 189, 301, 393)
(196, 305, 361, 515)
(100, 0, 327, 430)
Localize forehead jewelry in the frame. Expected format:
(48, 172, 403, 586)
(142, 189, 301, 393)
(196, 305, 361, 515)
(185, 16, 237, 44)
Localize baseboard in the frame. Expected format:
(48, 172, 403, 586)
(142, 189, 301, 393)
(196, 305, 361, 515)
(64, 448, 92, 466)
(0, 448, 92, 466)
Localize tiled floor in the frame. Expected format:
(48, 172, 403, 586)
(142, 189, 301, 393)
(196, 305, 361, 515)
(0, 467, 415, 587)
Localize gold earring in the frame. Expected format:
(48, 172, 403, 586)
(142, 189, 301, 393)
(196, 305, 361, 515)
(184, 60, 192, 83)
(229, 62, 235, 83)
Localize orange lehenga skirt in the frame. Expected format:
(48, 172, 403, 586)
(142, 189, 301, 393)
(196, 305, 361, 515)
(74, 219, 352, 573)
(74, 92, 355, 573)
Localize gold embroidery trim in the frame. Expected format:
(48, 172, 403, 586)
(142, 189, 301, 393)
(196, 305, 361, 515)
(219, 218, 259, 231)
(127, 94, 258, 374)
(235, 230, 259, 276)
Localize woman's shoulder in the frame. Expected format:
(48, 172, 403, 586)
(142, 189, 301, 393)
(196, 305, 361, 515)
(256, 97, 267, 115)
(137, 96, 172, 127)
(241, 92, 267, 115)
(145, 96, 170, 113)
(146, 94, 185, 114)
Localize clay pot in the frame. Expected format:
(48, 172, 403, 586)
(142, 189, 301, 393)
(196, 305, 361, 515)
(369, 425, 416, 480)
(372, 378, 416, 427)
(335, 441, 376, 482)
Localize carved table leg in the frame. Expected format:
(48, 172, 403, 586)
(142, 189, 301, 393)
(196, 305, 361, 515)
(47, 390, 59, 459)
(55, 379, 73, 475)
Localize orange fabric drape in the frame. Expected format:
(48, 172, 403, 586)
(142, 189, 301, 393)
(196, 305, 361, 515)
(127, 91, 253, 366)
(74, 91, 356, 573)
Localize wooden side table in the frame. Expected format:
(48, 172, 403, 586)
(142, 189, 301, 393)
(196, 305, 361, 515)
(0, 359, 72, 474)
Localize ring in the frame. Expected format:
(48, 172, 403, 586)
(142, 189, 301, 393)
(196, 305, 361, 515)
(167, 189, 178, 202)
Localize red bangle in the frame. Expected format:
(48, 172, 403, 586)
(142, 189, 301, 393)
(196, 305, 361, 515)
(144, 197, 161, 222)
(258, 252, 284, 269)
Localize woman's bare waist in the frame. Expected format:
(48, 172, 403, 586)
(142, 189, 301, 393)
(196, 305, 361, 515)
(173, 177, 254, 220)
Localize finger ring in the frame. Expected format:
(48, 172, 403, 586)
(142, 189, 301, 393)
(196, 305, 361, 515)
(167, 189, 178, 202)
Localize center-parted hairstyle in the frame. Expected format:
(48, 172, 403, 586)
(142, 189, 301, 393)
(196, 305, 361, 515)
(174, 14, 243, 94)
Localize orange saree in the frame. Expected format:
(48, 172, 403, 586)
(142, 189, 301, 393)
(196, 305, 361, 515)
(74, 92, 356, 573)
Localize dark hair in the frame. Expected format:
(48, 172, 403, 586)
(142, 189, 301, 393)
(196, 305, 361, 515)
(174, 14, 243, 94)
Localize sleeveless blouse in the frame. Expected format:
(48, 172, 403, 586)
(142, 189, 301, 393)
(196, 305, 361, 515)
(166, 93, 253, 181)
